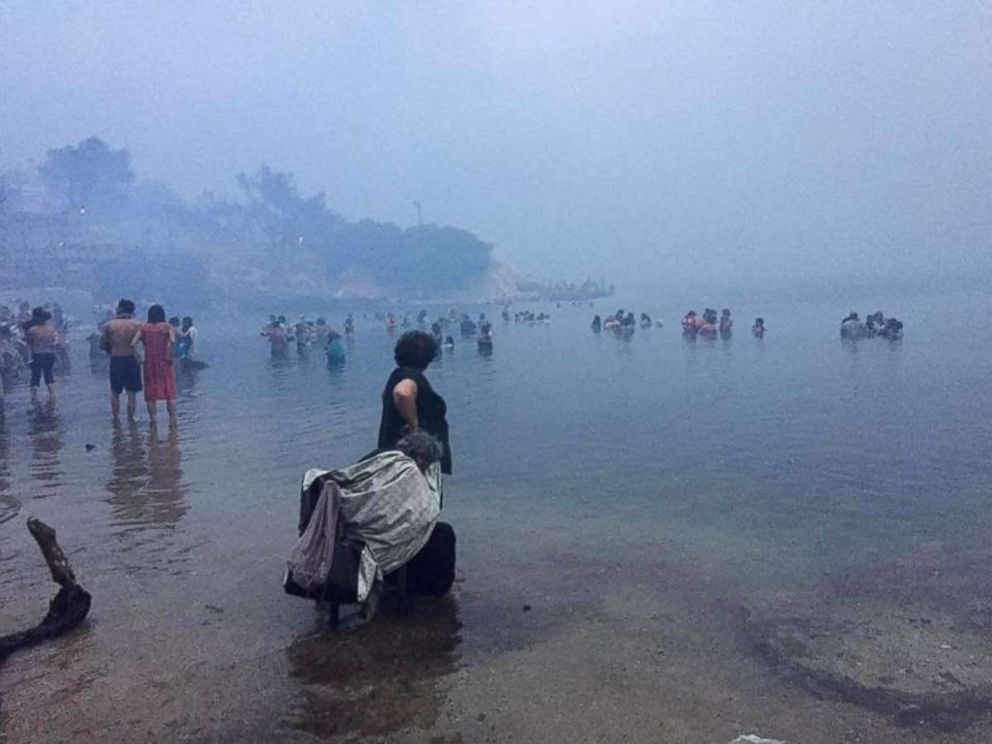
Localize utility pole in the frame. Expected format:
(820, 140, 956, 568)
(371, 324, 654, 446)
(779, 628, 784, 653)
(412, 200, 422, 227)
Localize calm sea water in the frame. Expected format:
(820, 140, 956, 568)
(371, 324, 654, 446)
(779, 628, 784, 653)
(1, 287, 991, 740)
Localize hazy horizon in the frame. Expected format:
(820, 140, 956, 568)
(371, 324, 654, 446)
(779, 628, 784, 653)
(2, 1, 989, 287)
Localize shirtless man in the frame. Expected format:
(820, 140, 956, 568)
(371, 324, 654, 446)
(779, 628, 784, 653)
(100, 299, 143, 419)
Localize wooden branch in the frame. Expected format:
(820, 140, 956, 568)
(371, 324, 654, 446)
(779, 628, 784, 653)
(0, 517, 91, 664)
(27, 517, 76, 587)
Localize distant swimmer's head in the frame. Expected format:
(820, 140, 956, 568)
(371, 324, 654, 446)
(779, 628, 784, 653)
(31, 306, 51, 324)
(394, 330, 438, 371)
(182, 317, 193, 330)
(396, 430, 444, 472)
(722, 308, 731, 316)
(147, 304, 166, 324)
(685, 310, 697, 318)
(169, 316, 180, 327)
(117, 299, 136, 317)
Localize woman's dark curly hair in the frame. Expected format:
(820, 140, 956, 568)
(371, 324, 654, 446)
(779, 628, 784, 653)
(394, 330, 437, 369)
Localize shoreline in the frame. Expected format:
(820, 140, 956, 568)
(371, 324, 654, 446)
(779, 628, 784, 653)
(4, 496, 992, 742)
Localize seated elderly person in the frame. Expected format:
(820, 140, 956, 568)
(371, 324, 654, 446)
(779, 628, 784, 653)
(286, 431, 456, 618)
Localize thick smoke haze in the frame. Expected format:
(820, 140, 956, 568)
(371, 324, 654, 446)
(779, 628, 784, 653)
(2, 1, 989, 289)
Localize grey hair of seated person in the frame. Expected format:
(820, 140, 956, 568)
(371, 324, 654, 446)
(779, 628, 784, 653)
(396, 431, 444, 471)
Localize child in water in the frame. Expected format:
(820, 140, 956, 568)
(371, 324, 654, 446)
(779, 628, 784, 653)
(752, 317, 765, 337)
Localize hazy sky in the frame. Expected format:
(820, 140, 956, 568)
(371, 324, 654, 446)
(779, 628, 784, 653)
(1, 1, 989, 286)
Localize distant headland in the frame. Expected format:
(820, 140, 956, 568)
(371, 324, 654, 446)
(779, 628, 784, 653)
(0, 137, 612, 307)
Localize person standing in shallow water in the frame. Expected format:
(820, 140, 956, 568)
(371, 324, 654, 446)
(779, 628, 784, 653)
(133, 304, 177, 424)
(24, 307, 60, 400)
(378, 330, 452, 476)
(181, 317, 198, 360)
(101, 299, 143, 420)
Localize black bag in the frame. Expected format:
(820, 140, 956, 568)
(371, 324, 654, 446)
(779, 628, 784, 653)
(284, 538, 362, 601)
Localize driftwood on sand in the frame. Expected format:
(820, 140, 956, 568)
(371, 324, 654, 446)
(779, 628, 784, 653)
(0, 517, 92, 664)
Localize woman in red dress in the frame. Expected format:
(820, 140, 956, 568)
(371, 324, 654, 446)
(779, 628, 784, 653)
(133, 304, 176, 423)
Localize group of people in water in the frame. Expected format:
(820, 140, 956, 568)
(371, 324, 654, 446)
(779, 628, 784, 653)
(1, 298, 187, 423)
(0, 302, 72, 400)
(840, 311, 904, 340)
(258, 303, 910, 376)
(98, 299, 185, 422)
(681, 308, 744, 338)
(511, 309, 552, 324)
(591, 307, 764, 338)
(0, 301, 78, 398)
(591, 308, 660, 333)
(261, 315, 348, 363)
(262, 306, 503, 362)
(589, 307, 906, 341)
(88, 306, 199, 365)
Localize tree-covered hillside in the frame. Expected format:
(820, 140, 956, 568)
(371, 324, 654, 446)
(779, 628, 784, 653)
(0, 137, 494, 304)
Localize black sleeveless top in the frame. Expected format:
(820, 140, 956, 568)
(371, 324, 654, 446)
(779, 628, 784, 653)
(377, 366, 452, 474)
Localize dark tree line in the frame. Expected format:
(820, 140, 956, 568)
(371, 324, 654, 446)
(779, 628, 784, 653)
(1, 137, 493, 299)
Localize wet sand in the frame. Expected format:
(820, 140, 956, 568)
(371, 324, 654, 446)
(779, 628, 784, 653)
(5, 498, 992, 742)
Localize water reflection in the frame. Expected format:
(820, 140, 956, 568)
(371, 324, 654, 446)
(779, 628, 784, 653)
(89, 355, 109, 378)
(145, 424, 187, 526)
(27, 398, 64, 494)
(325, 360, 346, 382)
(105, 422, 187, 536)
(0, 410, 17, 525)
(287, 597, 461, 739)
(175, 360, 202, 404)
(106, 420, 147, 515)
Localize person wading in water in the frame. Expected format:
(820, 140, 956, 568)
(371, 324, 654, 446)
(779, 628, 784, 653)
(100, 299, 143, 420)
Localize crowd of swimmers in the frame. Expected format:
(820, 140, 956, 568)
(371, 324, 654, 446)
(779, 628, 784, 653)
(684, 308, 770, 338)
(262, 307, 504, 361)
(261, 315, 347, 363)
(590, 307, 907, 341)
(590, 308, 768, 338)
(840, 311, 903, 340)
(512, 310, 552, 324)
(681, 308, 736, 338)
(592, 308, 661, 333)
(259, 303, 909, 366)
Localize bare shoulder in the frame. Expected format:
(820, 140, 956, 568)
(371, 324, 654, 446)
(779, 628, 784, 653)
(393, 377, 419, 396)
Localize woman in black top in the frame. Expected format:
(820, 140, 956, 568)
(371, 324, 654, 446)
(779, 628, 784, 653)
(377, 330, 452, 474)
